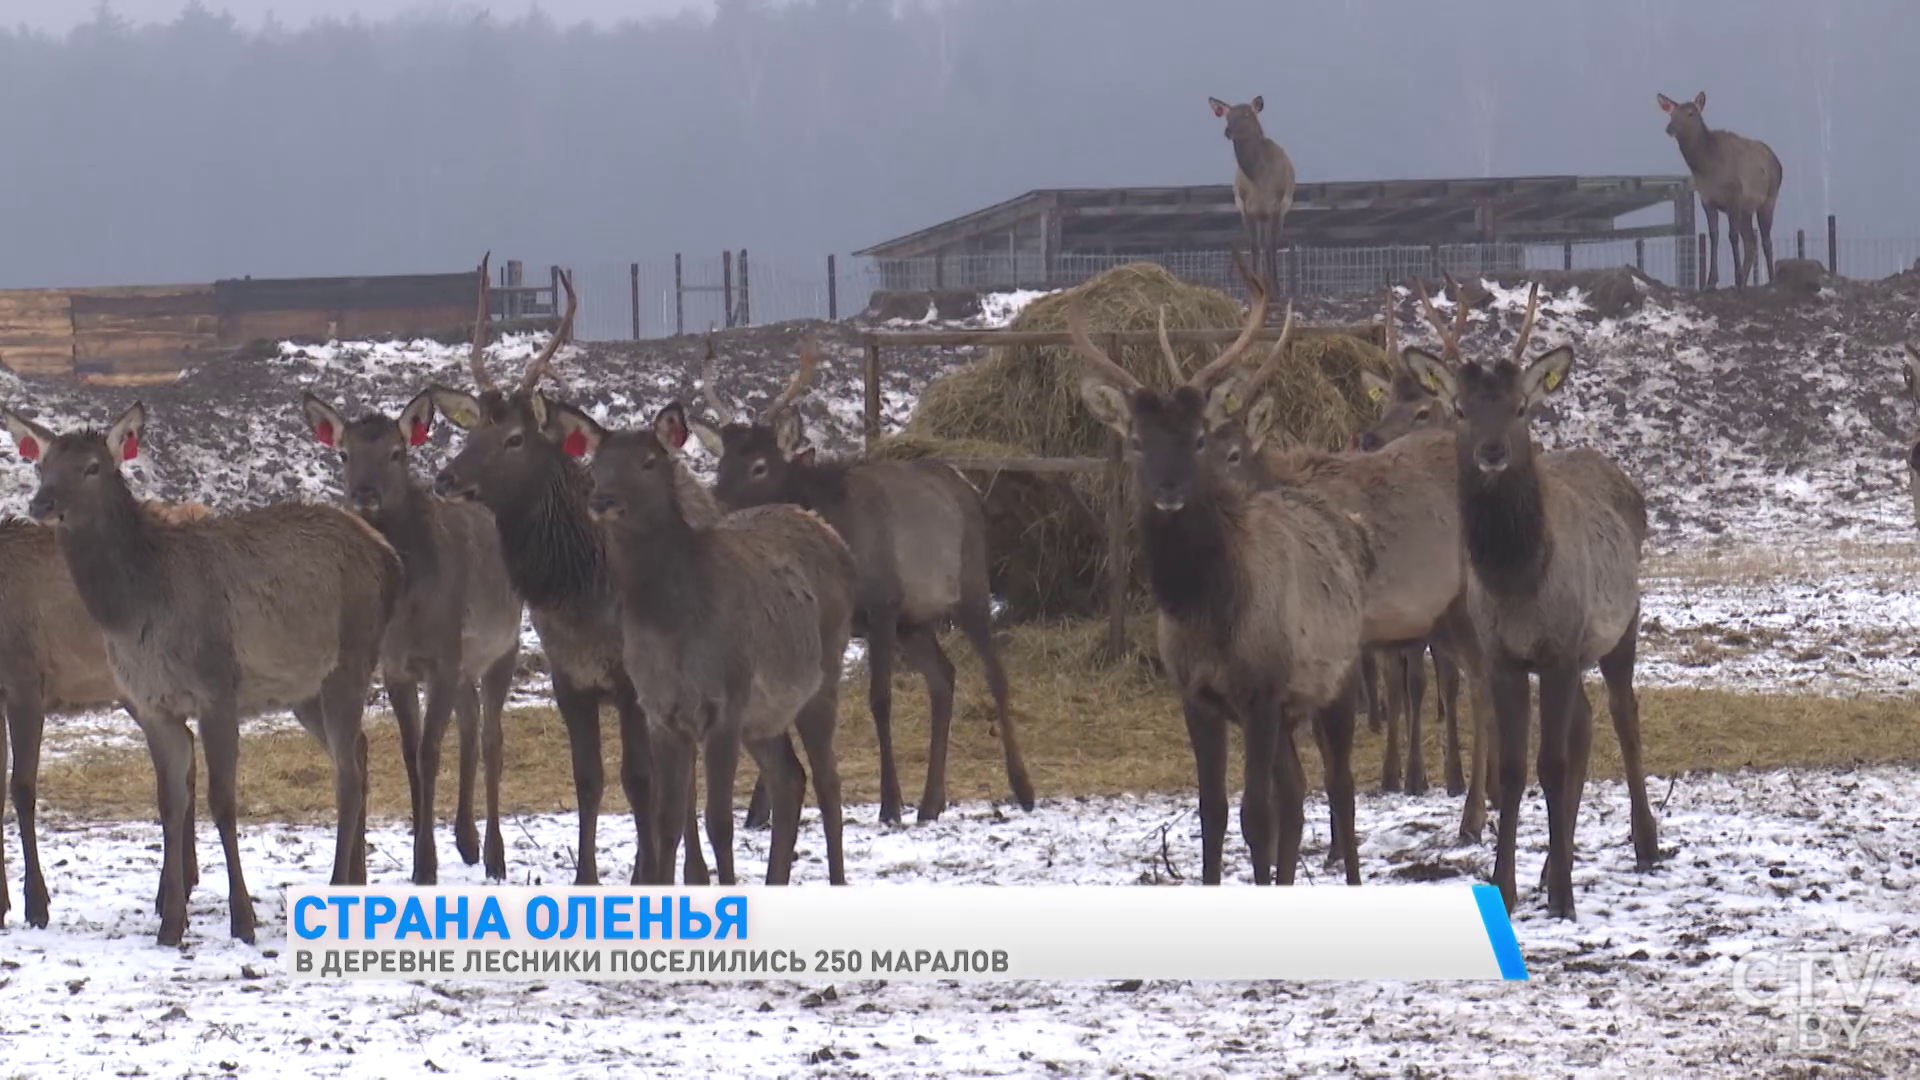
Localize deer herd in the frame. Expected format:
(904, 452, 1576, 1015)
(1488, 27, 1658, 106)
(0, 85, 1823, 947)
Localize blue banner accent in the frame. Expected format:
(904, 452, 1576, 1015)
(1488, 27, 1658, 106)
(1471, 884, 1528, 981)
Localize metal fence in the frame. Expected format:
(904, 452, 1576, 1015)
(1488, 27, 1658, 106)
(548, 231, 1920, 343)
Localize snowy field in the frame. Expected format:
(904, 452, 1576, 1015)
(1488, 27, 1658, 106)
(5, 277, 1920, 1076)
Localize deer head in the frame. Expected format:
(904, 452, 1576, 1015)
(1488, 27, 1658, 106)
(1354, 285, 1449, 452)
(1402, 283, 1569, 478)
(548, 399, 693, 528)
(1657, 91, 1709, 141)
(1208, 95, 1265, 143)
(1072, 252, 1277, 512)
(302, 389, 438, 521)
(689, 336, 823, 510)
(5, 402, 146, 527)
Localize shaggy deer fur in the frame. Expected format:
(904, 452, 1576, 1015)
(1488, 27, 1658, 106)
(554, 401, 857, 886)
(692, 336, 1033, 827)
(7, 403, 401, 946)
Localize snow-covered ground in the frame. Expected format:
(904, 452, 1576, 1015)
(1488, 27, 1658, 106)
(2, 770, 1916, 1077)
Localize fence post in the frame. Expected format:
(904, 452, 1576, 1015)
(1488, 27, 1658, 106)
(1696, 233, 1707, 289)
(827, 254, 838, 321)
(674, 254, 684, 336)
(738, 249, 750, 327)
(629, 263, 641, 340)
(505, 259, 524, 317)
(1634, 238, 1645, 273)
(1796, 229, 1806, 261)
(862, 336, 882, 452)
(722, 251, 734, 328)
(1560, 241, 1572, 272)
(1827, 214, 1838, 275)
(549, 265, 560, 320)
(1103, 331, 1129, 664)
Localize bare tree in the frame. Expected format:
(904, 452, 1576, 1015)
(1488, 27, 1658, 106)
(1658, 91, 1785, 290)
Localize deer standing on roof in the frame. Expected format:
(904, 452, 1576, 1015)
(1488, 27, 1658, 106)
(694, 336, 1034, 828)
(1070, 258, 1367, 886)
(1657, 91, 1784, 290)
(1209, 95, 1295, 298)
(428, 263, 708, 886)
(6, 403, 401, 946)
(1401, 282, 1661, 918)
(550, 400, 856, 885)
(300, 254, 524, 885)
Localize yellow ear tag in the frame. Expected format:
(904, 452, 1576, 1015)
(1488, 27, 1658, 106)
(1422, 374, 1441, 393)
(1220, 390, 1243, 414)
(1545, 370, 1562, 392)
(1366, 385, 1385, 402)
(452, 407, 480, 429)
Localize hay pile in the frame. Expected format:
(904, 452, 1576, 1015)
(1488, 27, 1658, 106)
(873, 262, 1391, 622)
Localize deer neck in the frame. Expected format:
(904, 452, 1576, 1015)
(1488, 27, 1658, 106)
(372, 481, 446, 584)
(1672, 124, 1718, 180)
(495, 458, 608, 613)
(1458, 452, 1551, 597)
(1138, 474, 1248, 635)
(603, 498, 710, 633)
(1231, 129, 1273, 184)
(55, 482, 168, 635)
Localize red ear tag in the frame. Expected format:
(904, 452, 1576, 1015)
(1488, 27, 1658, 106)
(17, 436, 40, 462)
(409, 419, 430, 446)
(315, 421, 335, 447)
(121, 433, 140, 461)
(562, 431, 588, 458)
(667, 424, 687, 449)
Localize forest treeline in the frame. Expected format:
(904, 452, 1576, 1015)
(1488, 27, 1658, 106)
(1, 0, 1912, 288)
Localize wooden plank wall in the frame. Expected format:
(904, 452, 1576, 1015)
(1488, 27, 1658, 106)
(0, 289, 78, 377)
(71, 286, 219, 383)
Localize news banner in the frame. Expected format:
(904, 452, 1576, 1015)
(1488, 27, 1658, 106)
(285, 884, 1528, 982)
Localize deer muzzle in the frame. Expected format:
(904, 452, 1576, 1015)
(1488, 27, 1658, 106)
(26, 490, 60, 524)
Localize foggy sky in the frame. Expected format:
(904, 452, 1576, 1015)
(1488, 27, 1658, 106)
(10, 0, 712, 34)
(2, 0, 1914, 295)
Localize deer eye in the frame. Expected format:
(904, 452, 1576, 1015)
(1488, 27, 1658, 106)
(503, 432, 525, 450)
(749, 459, 769, 479)
(390, 447, 403, 462)
(1414, 408, 1431, 421)
(1225, 447, 1242, 465)
(84, 461, 101, 477)
(1126, 434, 1142, 453)
(1515, 405, 1527, 419)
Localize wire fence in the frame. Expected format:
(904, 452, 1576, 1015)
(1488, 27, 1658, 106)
(550, 231, 1920, 343)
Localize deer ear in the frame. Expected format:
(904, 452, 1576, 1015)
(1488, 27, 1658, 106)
(771, 409, 805, 454)
(1400, 348, 1458, 406)
(2, 409, 55, 463)
(398, 389, 436, 447)
(1903, 345, 1920, 401)
(793, 447, 817, 466)
(1360, 370, 1392, 407)
(654, 402, 690, 452)
(1519, 346, 1575, 407)
(550, 401, 604, 459)
(1693, 91, 1706, 110)
(1250, 95, 1263, 113)
(1656, 93, 1675, 113)
(300, 393, 348, 449)
(688, 417, 724, 457)
(1207, 97, 1228, 118)
(527, 392, 550, 431)
(1242, 394, 1278, 452)
(1078, 378, 1132, 436)
(1203, 371, 1253, 428)
(428, 386, 483, 431)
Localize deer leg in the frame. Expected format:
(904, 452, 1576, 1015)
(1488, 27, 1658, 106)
(0, 702, 9, 928)
(793, 685, 848, 885)
(198, 706, 255, 944)
(1487, 661, 1530, 914)
(1435, 647, 1465, 797)
(1757, 202, 1778, 285)
(138, 713, 195, 947)
(321, 668, 374, 888)
(1378, 649, 1403, 794)
(864, 611, 906, 826)
(646, 724, 694, 888)
(551, 678, 607, 886)
(1703, 207, 1722, 290)
(744, 729, 807, 887)
(956, 592, 1034, 812)
(1316, 687, 1362, 886)
(1738, 212, 1762, 289)
(701, 726, 741, 887)
(1544, 686, 1596, 894)
(1454, 624, 1497, 845)
(184, 724, 199, 895)
(1402, 644, 1430, 796)
(1239, 694, 1280, 887)
(1181, 694, 1231, 885)
(1600, 606, 1660, 872)
(1535, 665, 1584, 921)
(452, 680, 482, 869)
(386, 679, 426, 871)
(478, 651, 516, 881)
(898, 623, 956, 823)
(411, 674, 461, 886)
(1317, 711, 1342, 873)
(1272, 714, 1308, 887)
(1359, 650, 1383, 736)
(7, 694, 50, 929)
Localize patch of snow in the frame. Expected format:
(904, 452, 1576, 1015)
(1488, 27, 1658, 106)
(977, 288, 1053, 327)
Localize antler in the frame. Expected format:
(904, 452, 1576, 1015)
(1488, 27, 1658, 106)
(1065, 302, 1144, 395)
(1508, 282, 1541, 363)
(517, 268, 577, 394)
(762, 338, 819, 419)
(1241, 302, 1297, 395)
(1382, 284, 1400, 365)
(469, 252, 496, 391)
(1155, 305, 1185, 383)
(1185, 250, 1270, 388)
(1412, 272, 1472, 364)
(701, 332, 744, 422)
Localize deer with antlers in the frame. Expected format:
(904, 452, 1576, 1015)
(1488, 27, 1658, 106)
(1069, 258, 1367, 886)
(1400, 280, 1661, 918)
(427, 263, 707, 886)
(693, 336, 1034, 828)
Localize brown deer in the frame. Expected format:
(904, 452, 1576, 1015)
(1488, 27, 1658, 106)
(1208, 95, 1296, 296)
(1901, 344, 1920, 527)
(0, 500, 209, 930)
(691, 336, 1033, 827)
(550, 400, 856, 886)
(1069, 264, 1366, 887)
(427, 265, 708, 886)
(1401, 284, 1661, 918)
(6, 402, 401, 946)
(301, 381, 523, 884)
(1658, 91, 1784, 290)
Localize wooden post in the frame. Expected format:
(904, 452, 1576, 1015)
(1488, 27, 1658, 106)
(738, 249, 751, 327)
(1634, 238, 1645, 272)
(549, 265, 560, 318)
(862, 338, 882, 452)
(505, 259, 524, 317)
(674, 254, 684, 336)
(1827, 214, 1838, 275)
(1696, 233, 1707, 289)
(1796, 229, 1806, 261)
(827, 254, 838, 321)
(722, 251, 735, 329)
(629, 262, 641, 340)
(1103, 330, 1129, 663)
(1562, 241, 1573, 271)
